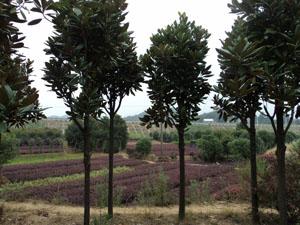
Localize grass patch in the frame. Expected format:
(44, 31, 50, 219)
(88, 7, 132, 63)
(5, 152, 110, 166)
(5, 152, 83, 165)
(0, 166, 131, 194)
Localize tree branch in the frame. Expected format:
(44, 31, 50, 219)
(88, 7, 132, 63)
(73, 117, 84, 132)
(104, 106, 110, 115)
(114, 96, 124, 115)
(264, 105, 277, 135)
(241, 119, 251, 132)
(284, 109, 294, 135)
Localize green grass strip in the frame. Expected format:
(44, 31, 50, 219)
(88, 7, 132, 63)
(6, 152, 84, 165)
(0, 166, 131, 194)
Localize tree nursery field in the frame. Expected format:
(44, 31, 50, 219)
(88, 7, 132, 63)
(2, 0, 300, 225)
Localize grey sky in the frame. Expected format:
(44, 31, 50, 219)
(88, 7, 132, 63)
(19, 0, 236, 117)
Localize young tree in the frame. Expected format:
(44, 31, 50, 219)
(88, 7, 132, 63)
(98, 1, 143, 216)
(140, 13, 211, 221)
(0, 0, 45, 174)
(42, 1, 112, 224)
(229, 1, 300, 224)
(214, 18, 264, 224)
(68, 0, 142, 218)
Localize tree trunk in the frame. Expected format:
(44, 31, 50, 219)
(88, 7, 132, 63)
(0, 133, 3, 184)
(108, 113, 114, 218)
(249, 115, 260, 224)
(83, 116, 91, 225)
(276, 106, 288, 225)
(160, 122, 163, 156)
(178, 125, 185, 221)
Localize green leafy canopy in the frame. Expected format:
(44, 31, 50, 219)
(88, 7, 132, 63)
(140, 13, 212, 129)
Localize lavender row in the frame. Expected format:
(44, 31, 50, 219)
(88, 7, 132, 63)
(6, 162, 235, 205)
(3, 156, 144, 182)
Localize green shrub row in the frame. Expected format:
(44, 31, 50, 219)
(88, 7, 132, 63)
(238, 141, 300, 224)
(150, 131, 178, 143)
(0, 133, 18, 166)
(65, 115, 128, 152)
(11, 128, 63, 147)
(193, 127, 298, 162)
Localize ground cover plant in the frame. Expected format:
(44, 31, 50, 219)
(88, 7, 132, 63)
(127, 142, 198, 159)
(1, 155, 237, 208)
(2, 155, 144, 182)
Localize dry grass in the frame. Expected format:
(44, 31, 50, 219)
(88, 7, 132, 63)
(0, 201, 278, 225)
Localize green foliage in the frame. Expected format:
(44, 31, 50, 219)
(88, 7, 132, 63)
(197, 135, 224, 162)
(6, 152, 82, 165)
(187, 179, 212, 204)
(286, 131, 299, 144)
(257, 130, 275, 150)
(228, 138, 250, 159)
(150, 131, 178, 143)
(240, 154, 300, 224)
(137, 169, 171, 206)
(290, 140, 300, 159)
(214, 18, 264, 125)
(186, 127, 213, 141)
(140, 13, 211, 130)
(232, 129, 249, 139)
(96, 176, 124, 208)
(99, 115, 128, 153)
(135, 138, 152, 158)
(43, 0, 109, 125)
(12, 128, 63, 147)
(91, 215, 112, 225)
(65, 116, 128, 152)
(0, 1, 45, 132)
(220, 134, 234, 159)
(0, 133, 18, 166)
(229, 0, 300, 112)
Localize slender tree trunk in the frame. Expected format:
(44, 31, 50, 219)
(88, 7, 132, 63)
(249, 115, 260, 224)
(178, 125, 185, 221)
(0, 131, 3, 182)
(276, 106, 288, 225)
(83, 116, 91, 225)
(0, 133, 2, 182)
(160, 122, 163, 156)
(108, 113, 114, 218)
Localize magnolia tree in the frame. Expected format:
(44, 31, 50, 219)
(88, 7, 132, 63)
(229, 1, 300, 224)
(42, 0, 117, 224)
(141, 13, 211, 221)
(214, 18, 264, 224)
(0, 0, 45, 174)
(96, 0, 143, 217)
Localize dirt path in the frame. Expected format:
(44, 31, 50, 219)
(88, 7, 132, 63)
(0, 201, 278, 225)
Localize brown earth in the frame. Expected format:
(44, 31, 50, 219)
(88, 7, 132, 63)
(0, 201, 279, 225)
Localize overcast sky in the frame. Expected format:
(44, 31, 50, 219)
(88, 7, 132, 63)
(18, 0, 236, 117)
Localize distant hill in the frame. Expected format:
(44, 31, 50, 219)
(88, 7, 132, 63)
(124, 112, 146, 122)
(123, 111, 226, 123)
(47, 115, 69, 120)
(197, 111, 226, 123)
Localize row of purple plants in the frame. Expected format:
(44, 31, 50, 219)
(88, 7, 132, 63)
(3, 155, 144, 182)
(5, 161, 237, 205)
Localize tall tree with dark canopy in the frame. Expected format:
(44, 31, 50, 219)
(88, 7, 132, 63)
(0, 0, 45, 174)
(42, 1, 112, 224)
(95, 1, 143, 217)
(140, 13, 211, 221)
(229, 1, 300, 224)
(214, 18, 264, 224)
